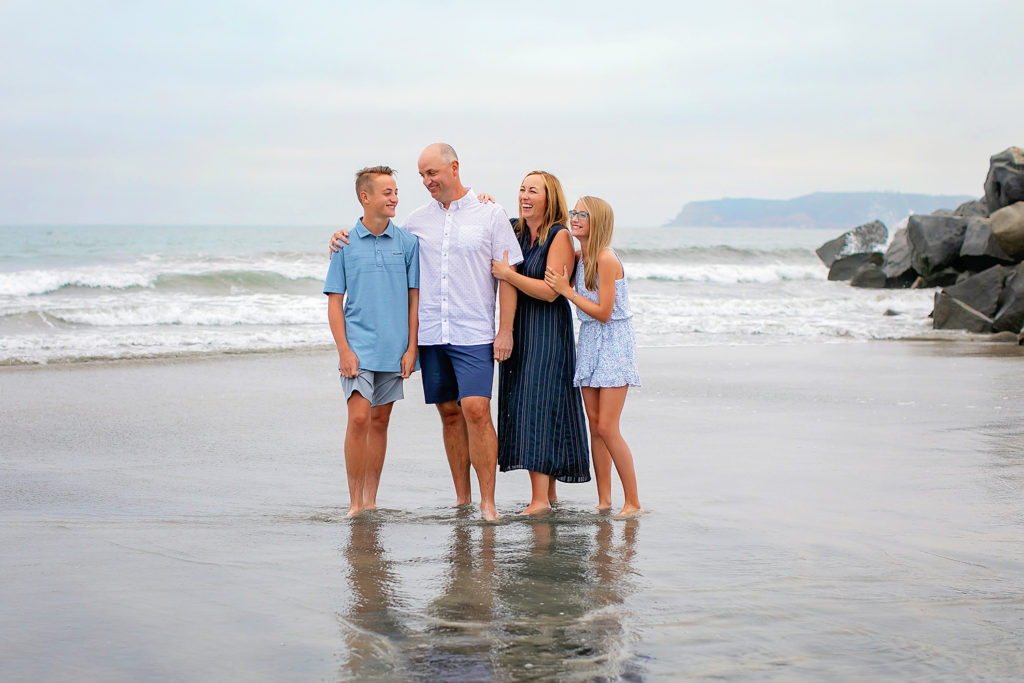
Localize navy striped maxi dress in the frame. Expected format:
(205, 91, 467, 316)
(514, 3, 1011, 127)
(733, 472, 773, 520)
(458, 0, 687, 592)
(498, 221, 590, 483)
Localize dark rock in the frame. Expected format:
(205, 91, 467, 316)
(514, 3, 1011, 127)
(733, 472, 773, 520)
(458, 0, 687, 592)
(993, 264, 1024, 333)
(989, 202, 1024, 260)
(932, 291, 994, 333)
(907, 214, 968, 276)
(916, 268, 962, 289)
(849, 265, 887, 288)
(954, 198, 990, 218)
(881, 227, 916, 284)
(984, 147, 1024, 213)
(932, 208, 956, 216)
(941, 265, 1007, 317)
(959, 216, 1014, 269)
(815, 220, 888, 267)
(828, 252, 883, 281)
(883, 309, 901, 316)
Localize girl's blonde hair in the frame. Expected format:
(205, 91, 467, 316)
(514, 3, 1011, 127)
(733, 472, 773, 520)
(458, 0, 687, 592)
(579, 196, 614, 291)
(516, 171, 568, 246)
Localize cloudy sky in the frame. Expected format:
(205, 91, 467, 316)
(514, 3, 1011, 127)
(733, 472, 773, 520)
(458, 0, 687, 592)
(2, 0, 1021, 227)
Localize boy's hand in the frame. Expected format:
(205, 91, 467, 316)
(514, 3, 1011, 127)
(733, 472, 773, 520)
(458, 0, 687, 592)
(400, 348, 416, 378)
(329, 229, 350, 253)
(339, 349, 359, 378)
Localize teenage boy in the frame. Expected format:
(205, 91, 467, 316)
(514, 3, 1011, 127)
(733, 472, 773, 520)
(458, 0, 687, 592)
(324, 166, 419, 517)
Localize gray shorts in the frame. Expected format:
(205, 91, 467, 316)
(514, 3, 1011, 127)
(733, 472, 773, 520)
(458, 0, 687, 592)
(340, 370, 405, 407)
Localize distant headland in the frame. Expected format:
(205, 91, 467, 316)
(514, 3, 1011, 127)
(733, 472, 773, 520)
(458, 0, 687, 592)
(664, 192, 976, 229)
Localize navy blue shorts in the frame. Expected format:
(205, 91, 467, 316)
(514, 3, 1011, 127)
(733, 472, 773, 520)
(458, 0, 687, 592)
(419, 343, 494, 404)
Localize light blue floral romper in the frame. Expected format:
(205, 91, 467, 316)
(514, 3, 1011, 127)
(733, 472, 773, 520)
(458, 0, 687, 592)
(573, 250, 641, 388)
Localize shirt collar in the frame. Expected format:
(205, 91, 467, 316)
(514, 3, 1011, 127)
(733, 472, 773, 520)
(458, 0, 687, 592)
(354, 218, 396, 238)
(436, 188, 478, 212)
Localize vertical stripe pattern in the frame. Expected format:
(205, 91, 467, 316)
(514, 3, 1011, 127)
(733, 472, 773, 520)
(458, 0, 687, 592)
(498, 223, 590, 483)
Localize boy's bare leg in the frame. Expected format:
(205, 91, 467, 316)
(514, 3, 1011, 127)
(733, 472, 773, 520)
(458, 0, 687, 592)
(344, 393, 372, 518)
(362, 402, 394, 510)
(436, 400, 473, 506)
(460, 396, 499, 521)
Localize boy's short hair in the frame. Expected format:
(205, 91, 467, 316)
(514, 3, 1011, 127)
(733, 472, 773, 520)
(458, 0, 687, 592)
(355, 165, 396, 199)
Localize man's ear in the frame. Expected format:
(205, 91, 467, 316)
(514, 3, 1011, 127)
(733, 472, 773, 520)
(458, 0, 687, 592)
(451, 160, 459, 175)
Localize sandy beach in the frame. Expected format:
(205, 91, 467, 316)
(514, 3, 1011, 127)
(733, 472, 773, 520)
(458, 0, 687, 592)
(2, 342, 1023, 681)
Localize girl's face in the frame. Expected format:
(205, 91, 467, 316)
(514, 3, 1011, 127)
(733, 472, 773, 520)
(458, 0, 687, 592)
(569, 200, 590, 239)
(519, 174, 548, 226)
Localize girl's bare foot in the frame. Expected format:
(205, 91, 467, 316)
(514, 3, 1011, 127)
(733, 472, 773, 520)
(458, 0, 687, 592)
(615, 504, 642, 518)
(521, 502, 551, 516)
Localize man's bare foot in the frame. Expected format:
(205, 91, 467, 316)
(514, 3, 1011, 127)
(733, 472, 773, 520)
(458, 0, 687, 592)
(345, 505, 363, 518)
(615, 504, 643, 518)
(521, 502, 551, 516)
(480, 502, 501, 522)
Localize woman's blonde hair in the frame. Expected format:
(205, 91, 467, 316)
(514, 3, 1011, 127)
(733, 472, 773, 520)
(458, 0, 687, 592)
(579, 196, 615, 291)
(516, 171, 568, 245)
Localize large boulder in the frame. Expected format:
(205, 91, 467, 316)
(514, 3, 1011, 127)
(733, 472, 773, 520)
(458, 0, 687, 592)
(959, 216, 1015, 270)
(907, 214, 968, 276)
(954, 197, 990, 218)
(932, 292, 994, 333)
(828, 252, 883, 281)
(880, 227, 917, 287)
(993, 264, 1024, 333)
(984, 147, 1024, 213)
(941, 265, 1007, 317)
(849, 265, 887, 288)
(989, 201, 1024, 260)
(815, 220, 887, 267)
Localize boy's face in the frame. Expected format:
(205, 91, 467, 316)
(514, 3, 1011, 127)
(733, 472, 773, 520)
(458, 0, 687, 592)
(362, 174, 398, 220)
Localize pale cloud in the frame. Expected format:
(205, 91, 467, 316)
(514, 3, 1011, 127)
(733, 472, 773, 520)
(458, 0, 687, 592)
(1, 0, 1021, 226)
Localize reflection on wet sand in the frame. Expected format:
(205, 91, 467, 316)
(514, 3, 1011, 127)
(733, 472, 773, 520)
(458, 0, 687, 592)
(337, 512, 642, 681)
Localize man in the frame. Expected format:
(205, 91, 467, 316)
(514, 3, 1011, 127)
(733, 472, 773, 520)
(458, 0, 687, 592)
(325, 166, 419, 517)
(331, 144, 523, 521)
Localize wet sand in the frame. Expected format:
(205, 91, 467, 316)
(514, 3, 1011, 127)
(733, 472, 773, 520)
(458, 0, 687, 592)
(2, 343, 1023, 681)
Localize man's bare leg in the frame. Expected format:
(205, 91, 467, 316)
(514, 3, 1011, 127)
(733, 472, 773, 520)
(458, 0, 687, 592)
(362, 402, 394, 511)
(460, 396, 499, 521)
(343, 393, 372, 518)
(436, 400, 473, 505)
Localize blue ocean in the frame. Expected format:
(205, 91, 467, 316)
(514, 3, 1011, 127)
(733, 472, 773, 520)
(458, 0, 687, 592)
(0, 223, 941, 365)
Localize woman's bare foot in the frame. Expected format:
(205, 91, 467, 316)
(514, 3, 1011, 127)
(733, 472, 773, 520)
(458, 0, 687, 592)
(615, 504, 643, 518)
(521, 502, 551, 516)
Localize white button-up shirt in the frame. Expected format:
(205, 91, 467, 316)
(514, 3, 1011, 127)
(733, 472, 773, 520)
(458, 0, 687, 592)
(400, 189, 524, 346)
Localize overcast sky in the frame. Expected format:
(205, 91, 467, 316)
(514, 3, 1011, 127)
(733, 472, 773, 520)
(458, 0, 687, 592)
(2, 0, 1021, 227)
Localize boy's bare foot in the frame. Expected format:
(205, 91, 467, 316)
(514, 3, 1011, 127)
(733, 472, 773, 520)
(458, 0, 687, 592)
(615, 504, 643, 519)
(521, 502, 551, 516)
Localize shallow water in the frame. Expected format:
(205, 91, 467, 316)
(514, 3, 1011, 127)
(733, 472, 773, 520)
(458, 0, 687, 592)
(2, 344, 1024, 680)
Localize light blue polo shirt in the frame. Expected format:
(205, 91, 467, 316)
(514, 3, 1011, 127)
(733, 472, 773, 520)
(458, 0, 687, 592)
(323, 219, 420, 372)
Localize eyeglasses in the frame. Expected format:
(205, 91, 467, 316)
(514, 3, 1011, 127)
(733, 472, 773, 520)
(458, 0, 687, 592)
(569, 210, 590, 220)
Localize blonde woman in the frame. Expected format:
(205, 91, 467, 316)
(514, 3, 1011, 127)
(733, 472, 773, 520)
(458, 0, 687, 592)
(545, 196, 641, 517)
(490, 172, 589, 515)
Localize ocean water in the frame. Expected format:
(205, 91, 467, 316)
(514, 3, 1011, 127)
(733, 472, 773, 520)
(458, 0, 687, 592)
(0, 223, 943, 365)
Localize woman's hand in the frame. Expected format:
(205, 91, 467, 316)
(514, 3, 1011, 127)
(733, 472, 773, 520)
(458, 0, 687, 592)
(477, 192, 496, 204)
(491, 250, 513, 281)
(544, 265, 571, 298)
